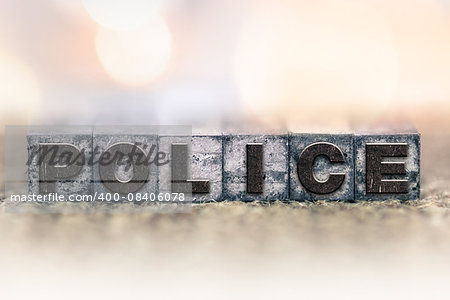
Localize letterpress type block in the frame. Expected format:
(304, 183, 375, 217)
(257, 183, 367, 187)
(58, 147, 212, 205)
(93, 126, 158, 197)
(28, 126, 93, 196)
(159, 128, 222, 202)
(354, 129, 420, 201)
(223, 130, 289, 201)
(289, 133, 354, 201)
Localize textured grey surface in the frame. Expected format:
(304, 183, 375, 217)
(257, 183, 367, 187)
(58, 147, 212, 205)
(27, 126, 93, 196)
(223, 134, 289, 201)
(159, 135, 222, 202)
(289, 134, 354, 201)
(354, 134, 420, 200)
(92, 126, 158, 197)
(2, 133, 449, 299)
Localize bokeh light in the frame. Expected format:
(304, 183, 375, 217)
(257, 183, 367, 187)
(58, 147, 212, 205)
(234, 0, 398, 125)
(95, 17, 172, 86)
(82, 0, 162, 31)
(0, 49, 40, 130)
(381, 0, 450, 105)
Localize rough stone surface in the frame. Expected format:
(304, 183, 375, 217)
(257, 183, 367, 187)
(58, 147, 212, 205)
(289, 134, 354, 201)
(159, 134, 223, 202)
(223, 134, 289, 201)
(354, 133, 420, 201)
(27, 126, 93, 196)
(93, 126, 158, 197)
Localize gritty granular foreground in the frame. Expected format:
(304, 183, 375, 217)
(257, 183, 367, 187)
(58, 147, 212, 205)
(0, 134, 449, 299)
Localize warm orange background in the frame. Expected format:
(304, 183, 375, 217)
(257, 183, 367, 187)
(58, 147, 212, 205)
(0, 0, 449, 132)
(1, 2, 450, 299)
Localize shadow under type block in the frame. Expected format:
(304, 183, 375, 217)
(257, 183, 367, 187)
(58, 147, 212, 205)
(289, 133, 354, 201)
(92, 126, 158, 197)
(27, 126, 93, 196)
(223, 131, 289, 201)
(158, 129, 222, 202)
(354, 130, 420, 201)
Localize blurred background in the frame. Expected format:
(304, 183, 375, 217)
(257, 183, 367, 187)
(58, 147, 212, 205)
(0, 0, 450, 131)
(1, 1, 450, 299)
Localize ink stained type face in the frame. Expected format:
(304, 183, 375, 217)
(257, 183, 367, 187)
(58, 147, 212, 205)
(27, 128, 420, 201)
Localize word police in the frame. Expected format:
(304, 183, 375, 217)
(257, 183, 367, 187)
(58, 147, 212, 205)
(27, 129, 420, 201)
